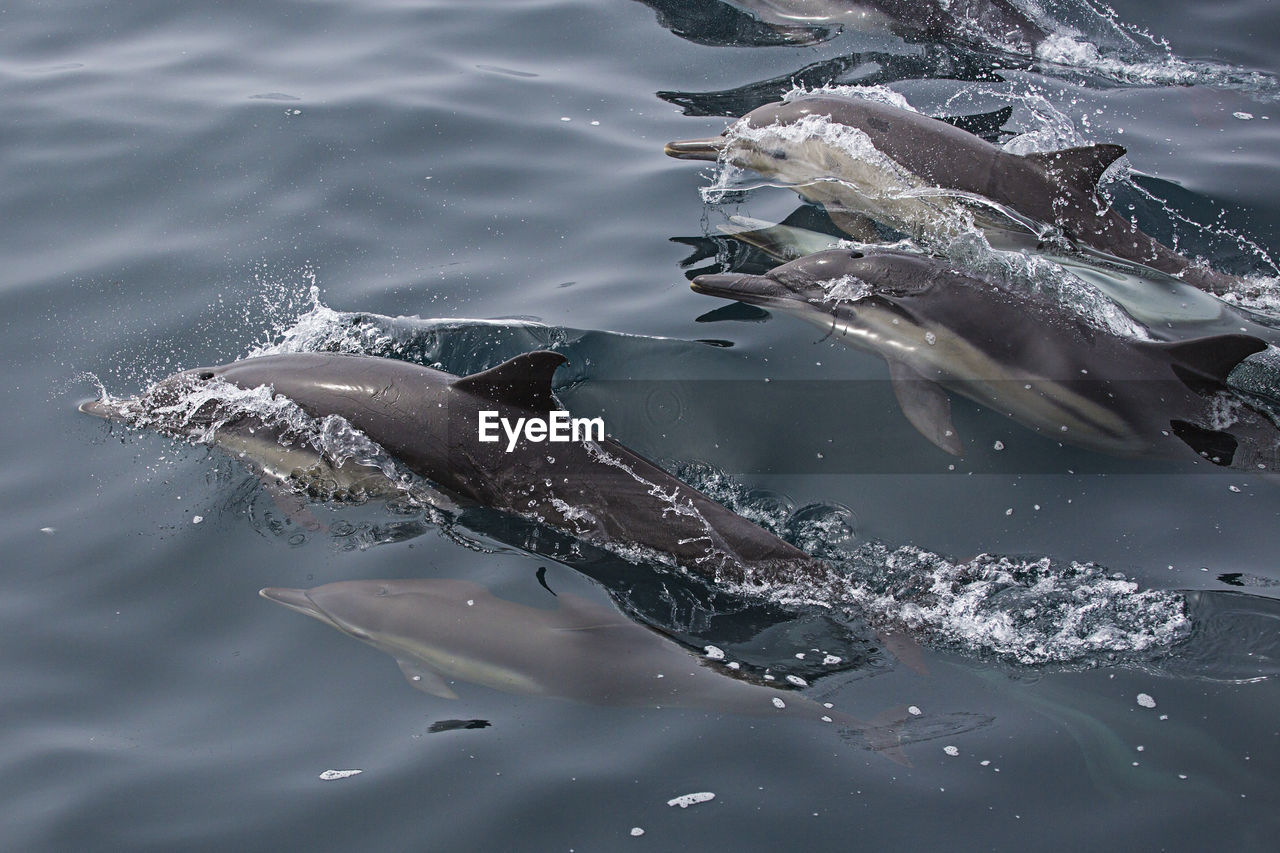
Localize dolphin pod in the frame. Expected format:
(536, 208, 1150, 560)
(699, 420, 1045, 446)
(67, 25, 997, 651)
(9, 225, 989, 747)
(81, 350, 824, 585)
(665, 94, 1247, 295)
(691, 248, 1279, 467)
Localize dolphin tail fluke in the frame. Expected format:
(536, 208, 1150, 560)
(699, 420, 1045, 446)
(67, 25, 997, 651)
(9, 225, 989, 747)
(835, 704, 995, 766)
(258, 475, 328, 534)
(865, 706, 912, 767)
(1153, 334, 1269, 389)
(876, 628, 930, 676)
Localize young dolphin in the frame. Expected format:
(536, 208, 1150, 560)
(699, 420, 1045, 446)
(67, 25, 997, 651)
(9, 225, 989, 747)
(81, 351, 825, 584)
(260, 577, 917, 760)
(666, 95, 1244, 295)
(691, 248, 1277, 467)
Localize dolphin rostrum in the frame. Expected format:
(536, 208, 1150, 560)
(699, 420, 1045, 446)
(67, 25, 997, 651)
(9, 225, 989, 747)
(81, 351, 824, 584)
(260, 578, 924, 758)
(666, 95, 1244, 295)
(692, 248, 1278, 467)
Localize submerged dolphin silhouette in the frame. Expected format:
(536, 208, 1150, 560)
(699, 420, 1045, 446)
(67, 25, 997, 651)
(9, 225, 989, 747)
(81, 351, 823, 584)
(666, 95, 1243, 295)
(259, 578, 919, 759)
(692, 248, 1278, 466)
(729, 0, 1046, 53)
(634, 0, 1045, 53)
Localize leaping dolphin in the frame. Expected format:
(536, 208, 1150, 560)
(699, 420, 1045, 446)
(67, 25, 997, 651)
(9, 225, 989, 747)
(692, 248, 1278, 467)
(81, 351, 824, 584)
(260, 577, 946, 760)
(666, 95, 1245, 295)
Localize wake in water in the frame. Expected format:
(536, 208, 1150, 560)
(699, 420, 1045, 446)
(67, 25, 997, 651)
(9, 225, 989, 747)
(679, 462, 1192, 668)
(1028, 0, 1280, 101)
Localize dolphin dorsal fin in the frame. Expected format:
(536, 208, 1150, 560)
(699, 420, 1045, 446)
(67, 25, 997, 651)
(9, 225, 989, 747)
(1151, 334, 1268, 385)
(936, 105, 1013, 143)
(454, 350, 567, 411)
(1023, 144, 1126, 192)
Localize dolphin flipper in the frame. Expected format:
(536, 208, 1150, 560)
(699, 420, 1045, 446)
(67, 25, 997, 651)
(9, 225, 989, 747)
(396, 658, 459, 699)
(826, 209, 883, 243)
(886, 360, 964, 456)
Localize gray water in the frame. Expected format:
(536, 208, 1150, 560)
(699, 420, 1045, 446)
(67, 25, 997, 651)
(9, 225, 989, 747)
(5, 1, 1280, 850)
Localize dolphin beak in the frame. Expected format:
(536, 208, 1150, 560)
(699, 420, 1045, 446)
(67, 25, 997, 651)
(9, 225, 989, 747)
(664, 137, 726, 161)
(260, 587, 326, 620)
(691, 273, 775, 305)
(79, 398, 125, 420)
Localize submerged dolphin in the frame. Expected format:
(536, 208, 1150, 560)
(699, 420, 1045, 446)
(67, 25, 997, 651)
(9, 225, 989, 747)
(692, 248, 1278, 467)
(666, 95, 1244, 295)
(81, 351, 823, 584)
(259, 578, 918, 757)
(730, 0, 1046, 53)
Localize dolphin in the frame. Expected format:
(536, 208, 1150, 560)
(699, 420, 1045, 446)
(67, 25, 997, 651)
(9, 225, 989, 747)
(691, 248, 1278, 467)
(729, 0, 1046, 53)
(666, 95, 1244, 295)
(259, 577, 936, 759)
(632, 0, 834, 47)
(81, 351, 824, 584)
(658, 53, 1021, 120)
(716, 214, 1278, 337)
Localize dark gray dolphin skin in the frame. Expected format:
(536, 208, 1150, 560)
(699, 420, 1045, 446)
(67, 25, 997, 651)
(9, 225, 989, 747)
(692, 248, 1278, 467)
(260, 578, 911, 759)
(667, 95, 1243, 295)
(81, 351, 824, 584)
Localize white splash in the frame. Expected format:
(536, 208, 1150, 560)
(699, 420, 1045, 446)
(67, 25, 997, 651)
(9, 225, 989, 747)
(667, 792, 715, 808)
